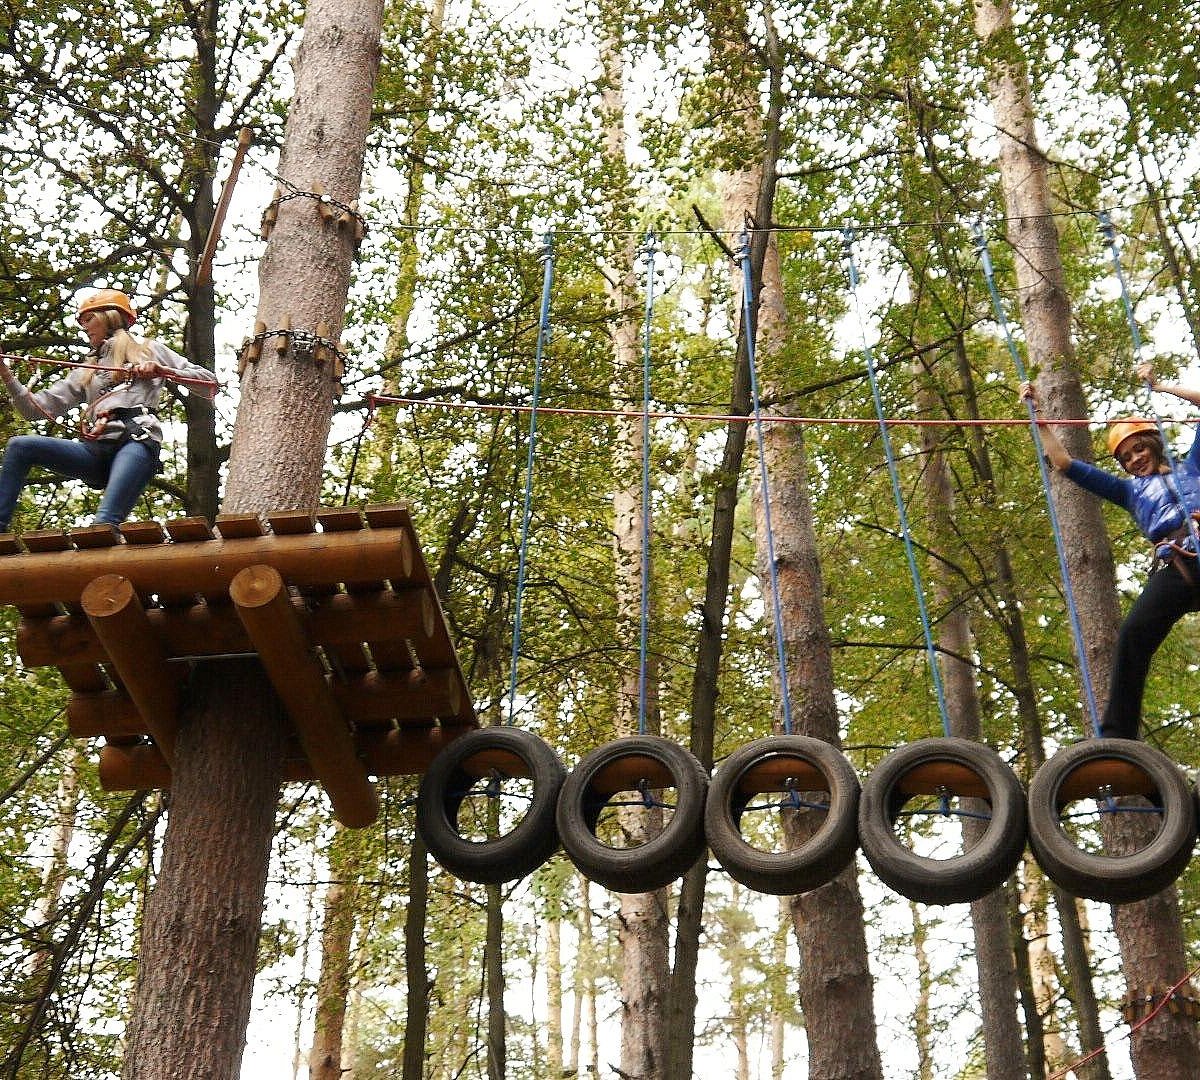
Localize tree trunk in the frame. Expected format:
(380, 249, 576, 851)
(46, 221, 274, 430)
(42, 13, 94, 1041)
(308, 826, 360, 1080)
(718, 15, 882, 1074)
(954, 335, 1109, 1075)
(914, 352, 1028, 1080)
(975, 1, 1200, 1073)
(401, 832, 431, 1080)
(121, 3, 384, 1076)
(599, 26, 671, 1079)
(547, 903, 565, 1078)
(121, 661, 287, 1080)
(224, 0, 382, 513)
(910, 903, 934, 1080)
(485, 881, 505, 1080)
(24, 742, 81, 980)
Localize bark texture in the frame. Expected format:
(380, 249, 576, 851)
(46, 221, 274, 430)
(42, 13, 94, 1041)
(224, 0, 384, 513)
(121, 661, 286, 1080)
(721, 35, 882, 1079)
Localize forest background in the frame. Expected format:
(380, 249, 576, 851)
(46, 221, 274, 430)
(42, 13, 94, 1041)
(2, 0, 1200, 1077)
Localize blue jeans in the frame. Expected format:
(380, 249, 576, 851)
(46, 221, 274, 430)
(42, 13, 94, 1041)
(0, 434, 160, 531)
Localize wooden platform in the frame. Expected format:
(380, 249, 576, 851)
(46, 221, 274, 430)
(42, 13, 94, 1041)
(0, 505, 477, 827)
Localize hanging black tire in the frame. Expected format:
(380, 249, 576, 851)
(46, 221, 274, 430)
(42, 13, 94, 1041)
(556, 736, 708, 893)
(416, 727, 566, 884)
(858, 737, 1026, 905)
(1027, 739, 1196, 904)
(704, 736, 860, 895)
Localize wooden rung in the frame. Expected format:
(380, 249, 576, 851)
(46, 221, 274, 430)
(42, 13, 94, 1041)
(588, 754, 676, 795)
(0, 523, 419, 607)
(98, 743, 171, 790)
(895, 762, 991, 800)
(363, 503, 410, 529)
(231, 564, 378, 828)
(23, 529, 71, 552)
(358, 724, 476, 777)
(81, 574, 181, 766)
(98, 724, 479, 792)
(215, 514, 265, 539)
(0, 533, 21, 555)
(735, 758, 829, 796)
(70, 524, 121, 549)
(58, 662, 110, 694)
(267, 510, 317, 535)
(1055, 758, 1156, 802)
(69, 691, 146, 738)
(120, 521, 166, 545)
(316, 507, 364, 532)
(165, 517, 215, 542)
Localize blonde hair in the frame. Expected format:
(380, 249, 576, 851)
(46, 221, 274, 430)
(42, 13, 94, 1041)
(85, 309, 151, 384)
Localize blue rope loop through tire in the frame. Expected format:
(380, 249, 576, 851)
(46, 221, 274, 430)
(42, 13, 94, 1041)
(1027, 739, 1197, 904)
(705, 735, 860, 896)
(416, 727, 566, 885)
(555, 735, 708, 894)
(857, 737, 1027, 905)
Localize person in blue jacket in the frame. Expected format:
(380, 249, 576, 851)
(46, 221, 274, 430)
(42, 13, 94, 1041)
(1022, 364, 1200, 739)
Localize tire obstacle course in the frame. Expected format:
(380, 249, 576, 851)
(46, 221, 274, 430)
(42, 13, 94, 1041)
(0, 507, 1193, 903)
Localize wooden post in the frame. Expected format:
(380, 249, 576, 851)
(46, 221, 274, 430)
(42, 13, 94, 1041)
(230, 564, 378, 828)
(80, 575, 181, 766)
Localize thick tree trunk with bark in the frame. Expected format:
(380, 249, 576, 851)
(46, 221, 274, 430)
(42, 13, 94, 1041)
(121, 661, 287, 1079)
(975, 1, 1200, 1073)
(121, 4, 384, 1077)
(225, 0, 382, 512)
(718, 27, 882, 1076)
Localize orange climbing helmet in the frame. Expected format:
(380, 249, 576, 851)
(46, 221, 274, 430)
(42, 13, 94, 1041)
(77, 288, 137, 328)
(1107, 418, 1161, 459)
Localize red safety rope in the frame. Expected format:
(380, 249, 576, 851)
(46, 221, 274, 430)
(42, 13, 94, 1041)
(1047, 962, 1200, 1080)
(367, 392, 1200, 430)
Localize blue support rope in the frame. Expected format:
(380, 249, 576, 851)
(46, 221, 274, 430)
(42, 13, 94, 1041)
(970, 221, 1102, 735)
(1097, 212, 1200, 551)
(637, 233, 657, 737)
(738, 231, 794, 734)
(842, 229, 952, 738)
(506, 234, 555, 725)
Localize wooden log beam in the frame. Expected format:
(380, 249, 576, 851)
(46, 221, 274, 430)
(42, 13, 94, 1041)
(80, 575, 181, 767)
(18, 586, 438, 667)
(230, 564, 379, 828)
(97, 723, 476, 790)
(0, 515, 414, 607)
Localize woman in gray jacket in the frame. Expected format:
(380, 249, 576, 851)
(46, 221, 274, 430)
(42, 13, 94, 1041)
(0, 288, 218, 531)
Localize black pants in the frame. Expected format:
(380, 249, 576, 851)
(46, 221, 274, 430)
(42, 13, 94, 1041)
(1101, 561, 1200, 739)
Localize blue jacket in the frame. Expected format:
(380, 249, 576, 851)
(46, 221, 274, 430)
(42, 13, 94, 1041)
(1065, 429, 1200, 553)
